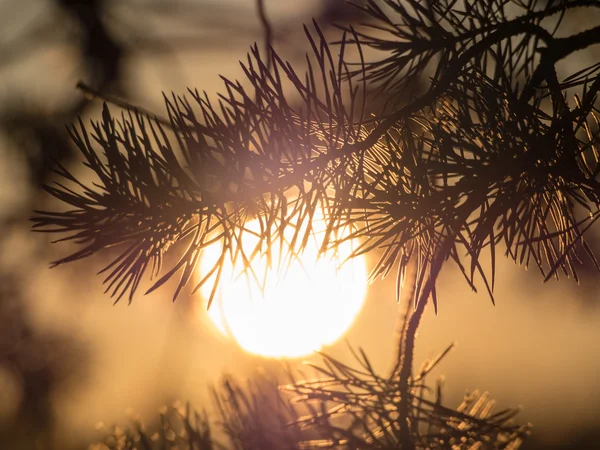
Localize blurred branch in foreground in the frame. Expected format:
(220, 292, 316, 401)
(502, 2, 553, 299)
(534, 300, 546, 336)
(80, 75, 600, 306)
(92, 328, 529, 449)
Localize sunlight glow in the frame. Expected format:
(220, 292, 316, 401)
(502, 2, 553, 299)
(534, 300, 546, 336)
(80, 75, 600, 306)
(198, 210, 368, 358)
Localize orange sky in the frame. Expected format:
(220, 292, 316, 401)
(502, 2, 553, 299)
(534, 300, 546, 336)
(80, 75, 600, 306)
(1, 1, 600, 448)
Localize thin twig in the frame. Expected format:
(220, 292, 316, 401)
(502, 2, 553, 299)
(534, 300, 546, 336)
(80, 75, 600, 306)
(76, 81, 173, 128)
(256, 0, 273, 71)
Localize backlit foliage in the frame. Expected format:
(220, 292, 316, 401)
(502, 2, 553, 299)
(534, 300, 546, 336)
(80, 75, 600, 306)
(33, 0, 600, 309)
(93, 347, 529, 449)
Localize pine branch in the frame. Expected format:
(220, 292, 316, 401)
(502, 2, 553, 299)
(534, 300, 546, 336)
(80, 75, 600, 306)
(32, 0, 600, 308)
(93, 328, 530, 450)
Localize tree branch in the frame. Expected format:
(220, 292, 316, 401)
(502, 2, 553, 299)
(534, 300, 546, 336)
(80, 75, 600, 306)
(521, 24, 600, 102)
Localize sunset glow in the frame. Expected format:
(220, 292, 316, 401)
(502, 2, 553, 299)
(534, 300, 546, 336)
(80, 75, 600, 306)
(199, 211, 368, 358)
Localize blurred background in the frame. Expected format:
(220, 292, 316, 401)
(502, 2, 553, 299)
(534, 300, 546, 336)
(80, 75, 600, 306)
(0, 0, 599, 448)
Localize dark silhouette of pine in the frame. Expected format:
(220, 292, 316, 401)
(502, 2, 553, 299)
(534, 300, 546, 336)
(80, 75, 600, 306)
(31, 0, 600, 448)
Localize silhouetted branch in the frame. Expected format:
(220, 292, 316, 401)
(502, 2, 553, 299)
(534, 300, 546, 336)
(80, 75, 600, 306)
(32, 0, 600, 308)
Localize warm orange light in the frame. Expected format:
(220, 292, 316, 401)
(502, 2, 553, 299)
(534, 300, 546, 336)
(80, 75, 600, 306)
(198, 210, 368, 358)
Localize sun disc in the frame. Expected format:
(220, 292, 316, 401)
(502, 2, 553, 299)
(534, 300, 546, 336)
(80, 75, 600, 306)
(198, 211, 367, 358)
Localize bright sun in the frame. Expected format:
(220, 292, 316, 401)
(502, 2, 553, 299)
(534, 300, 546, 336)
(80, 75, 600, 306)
(198, 210, 368, 358)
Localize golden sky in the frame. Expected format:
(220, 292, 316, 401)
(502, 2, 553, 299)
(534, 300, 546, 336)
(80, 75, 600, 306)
(1, 1, 600, 448)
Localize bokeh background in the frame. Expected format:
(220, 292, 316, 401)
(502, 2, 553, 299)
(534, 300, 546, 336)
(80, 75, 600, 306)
(0, 0, 599, 448)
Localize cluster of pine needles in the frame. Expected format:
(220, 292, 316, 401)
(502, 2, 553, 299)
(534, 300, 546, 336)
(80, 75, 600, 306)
(91, 344, 529, 450)
(32, 0, 600, 310)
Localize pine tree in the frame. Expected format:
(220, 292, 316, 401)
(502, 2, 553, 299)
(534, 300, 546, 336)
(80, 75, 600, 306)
(32, 0, 600, 448)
